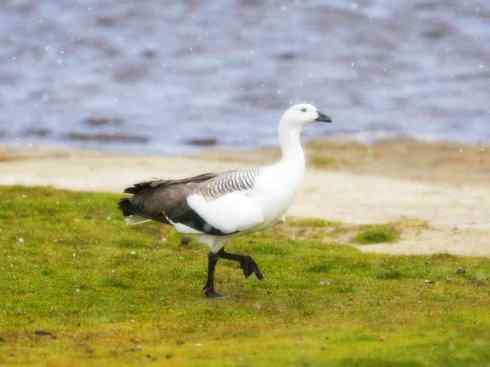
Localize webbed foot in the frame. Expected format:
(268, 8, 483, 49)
(240, 256, 264, 280)
(203, 287, 224, 299)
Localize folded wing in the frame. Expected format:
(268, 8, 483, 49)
(119, 168, 264, 236)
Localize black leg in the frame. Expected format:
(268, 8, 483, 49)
(218, 248, 264, 280)
(203, 251, 223, 298)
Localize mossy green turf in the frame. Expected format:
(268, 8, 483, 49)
(0, 186, 489, 366)
(354, 224, 401, 244)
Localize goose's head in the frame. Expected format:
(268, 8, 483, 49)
(281, 103, 332, 128)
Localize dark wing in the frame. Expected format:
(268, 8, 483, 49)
(123, 173, 216, 194)
(118, 172, 228, 235)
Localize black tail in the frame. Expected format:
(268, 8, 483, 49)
(118, 198, 136, 217)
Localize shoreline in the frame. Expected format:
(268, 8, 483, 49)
(1, 138, 489, 257)
(6, 135, 490, 187)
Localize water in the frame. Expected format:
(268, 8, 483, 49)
(1, 0, 489, 154)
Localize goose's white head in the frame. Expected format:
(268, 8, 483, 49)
(280, 103, 332, 128)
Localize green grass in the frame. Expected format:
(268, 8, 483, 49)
(354, 224, 401, 244)
(0, 186, 489, 366)
(288, 217, 339, 228)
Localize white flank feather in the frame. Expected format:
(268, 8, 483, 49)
(165, 215, 204, 234)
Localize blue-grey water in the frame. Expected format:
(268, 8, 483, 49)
(1, 0, 489, 154)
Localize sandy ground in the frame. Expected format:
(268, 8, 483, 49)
(1, 140, 489, 257)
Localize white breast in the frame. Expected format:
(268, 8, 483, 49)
(251, 158, 305, 223)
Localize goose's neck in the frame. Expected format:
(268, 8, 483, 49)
(278, 120, 305, 166)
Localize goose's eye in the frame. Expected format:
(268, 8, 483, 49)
(300, 107, 307, 113)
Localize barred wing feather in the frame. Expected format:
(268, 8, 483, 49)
(186, 168, 264, 234)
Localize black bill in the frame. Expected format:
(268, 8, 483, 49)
(315, 111, 332, 123)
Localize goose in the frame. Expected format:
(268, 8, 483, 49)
(118, 104, 332, 298)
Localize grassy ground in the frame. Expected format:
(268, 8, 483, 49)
(0, 186, 489, 366)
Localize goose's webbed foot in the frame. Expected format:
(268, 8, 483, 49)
(218, 249, 264, 280)
(203, 285, 224, 299)
(202, 248, 264, 299)
(239, 256, 264, 280)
